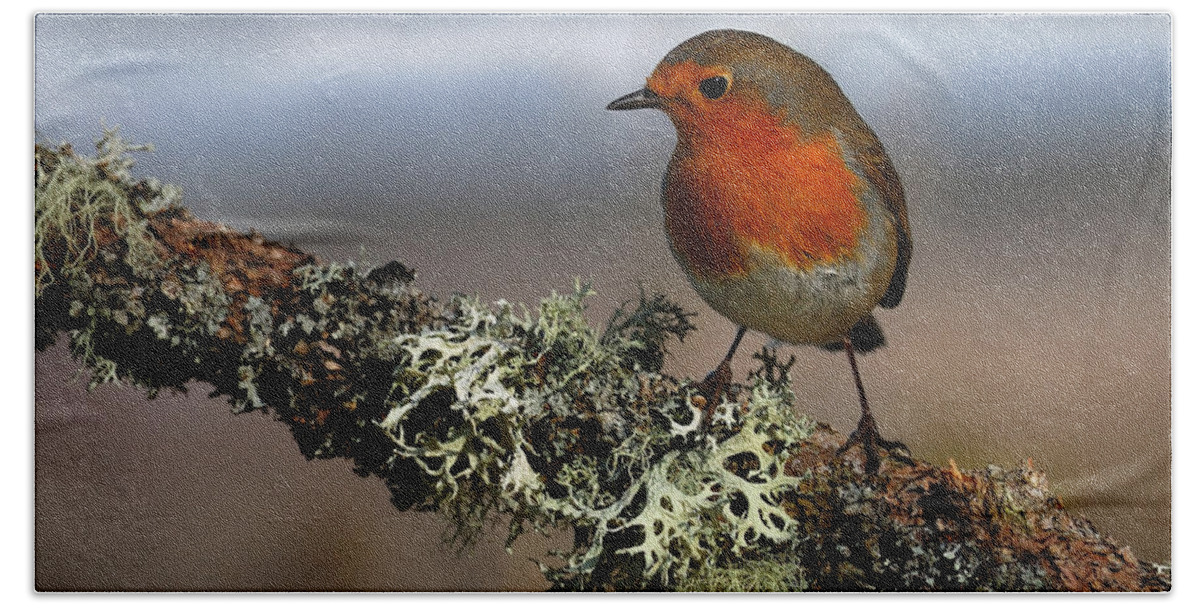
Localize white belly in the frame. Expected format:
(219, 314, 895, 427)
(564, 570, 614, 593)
(687, 243, 887, 345)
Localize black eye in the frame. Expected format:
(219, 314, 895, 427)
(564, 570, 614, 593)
(698, 75, 729, 99)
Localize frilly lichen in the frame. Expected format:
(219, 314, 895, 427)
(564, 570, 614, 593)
(375, 285, 814, 588)
(34, 125, 176, 297)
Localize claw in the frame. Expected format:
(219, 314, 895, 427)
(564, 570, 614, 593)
(836, 412, 912, 474)
(836, 334, 911, 474)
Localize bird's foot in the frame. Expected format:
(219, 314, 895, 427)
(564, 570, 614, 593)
(835, 413, 912, 474)
(692, 359, 733, 424)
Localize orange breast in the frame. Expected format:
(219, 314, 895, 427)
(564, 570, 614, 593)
(664, 104, 867, 280)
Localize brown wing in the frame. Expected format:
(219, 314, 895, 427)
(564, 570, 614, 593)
(857, 139, 910, 309)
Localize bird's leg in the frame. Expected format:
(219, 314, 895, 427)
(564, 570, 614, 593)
(694, 326, 747, 423)
(835, 335, 912, 473)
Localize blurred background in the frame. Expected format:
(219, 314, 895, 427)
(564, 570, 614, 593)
(34, 13, 1170, 589)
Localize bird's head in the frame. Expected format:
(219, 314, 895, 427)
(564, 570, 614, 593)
(608, 29, 854, 145)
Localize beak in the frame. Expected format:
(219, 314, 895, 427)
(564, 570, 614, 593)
(607, 87, 661, 111)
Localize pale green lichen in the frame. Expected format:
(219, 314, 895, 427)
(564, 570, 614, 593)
(677, 557, 809, 592)
(35, 126, 173, 296)
(371, 284, 814, 589)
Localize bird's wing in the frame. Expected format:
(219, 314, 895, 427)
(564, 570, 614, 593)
(857, 141, 910, 309)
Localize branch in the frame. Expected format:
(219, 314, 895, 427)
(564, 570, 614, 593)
(34, 130, 1170, 591)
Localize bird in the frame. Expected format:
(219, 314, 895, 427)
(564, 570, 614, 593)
(607, 29, 912, 473)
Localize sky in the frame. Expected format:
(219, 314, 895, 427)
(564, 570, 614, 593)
(31, 10, 1176, 591)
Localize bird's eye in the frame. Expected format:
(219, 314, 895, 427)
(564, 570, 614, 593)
(698, 75, 729, 99)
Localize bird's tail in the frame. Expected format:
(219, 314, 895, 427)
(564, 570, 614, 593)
(821, 314, 886, 353)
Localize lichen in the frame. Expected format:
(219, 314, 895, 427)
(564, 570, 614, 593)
(34, 126, 174, 297)
(364, 284, 813, 588)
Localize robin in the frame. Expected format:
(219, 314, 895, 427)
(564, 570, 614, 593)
(608, 29, 912, 473)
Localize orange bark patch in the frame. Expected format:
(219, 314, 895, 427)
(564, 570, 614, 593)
(149, 208, 314, 343)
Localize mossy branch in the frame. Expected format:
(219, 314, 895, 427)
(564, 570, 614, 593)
(33, 131, 1170, 591)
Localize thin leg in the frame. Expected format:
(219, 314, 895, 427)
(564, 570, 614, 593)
(844, 335, 871, 423)
(695, 326, 747, 423)
(836, 335, 911, 473)
(721, 326, 748, 365)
